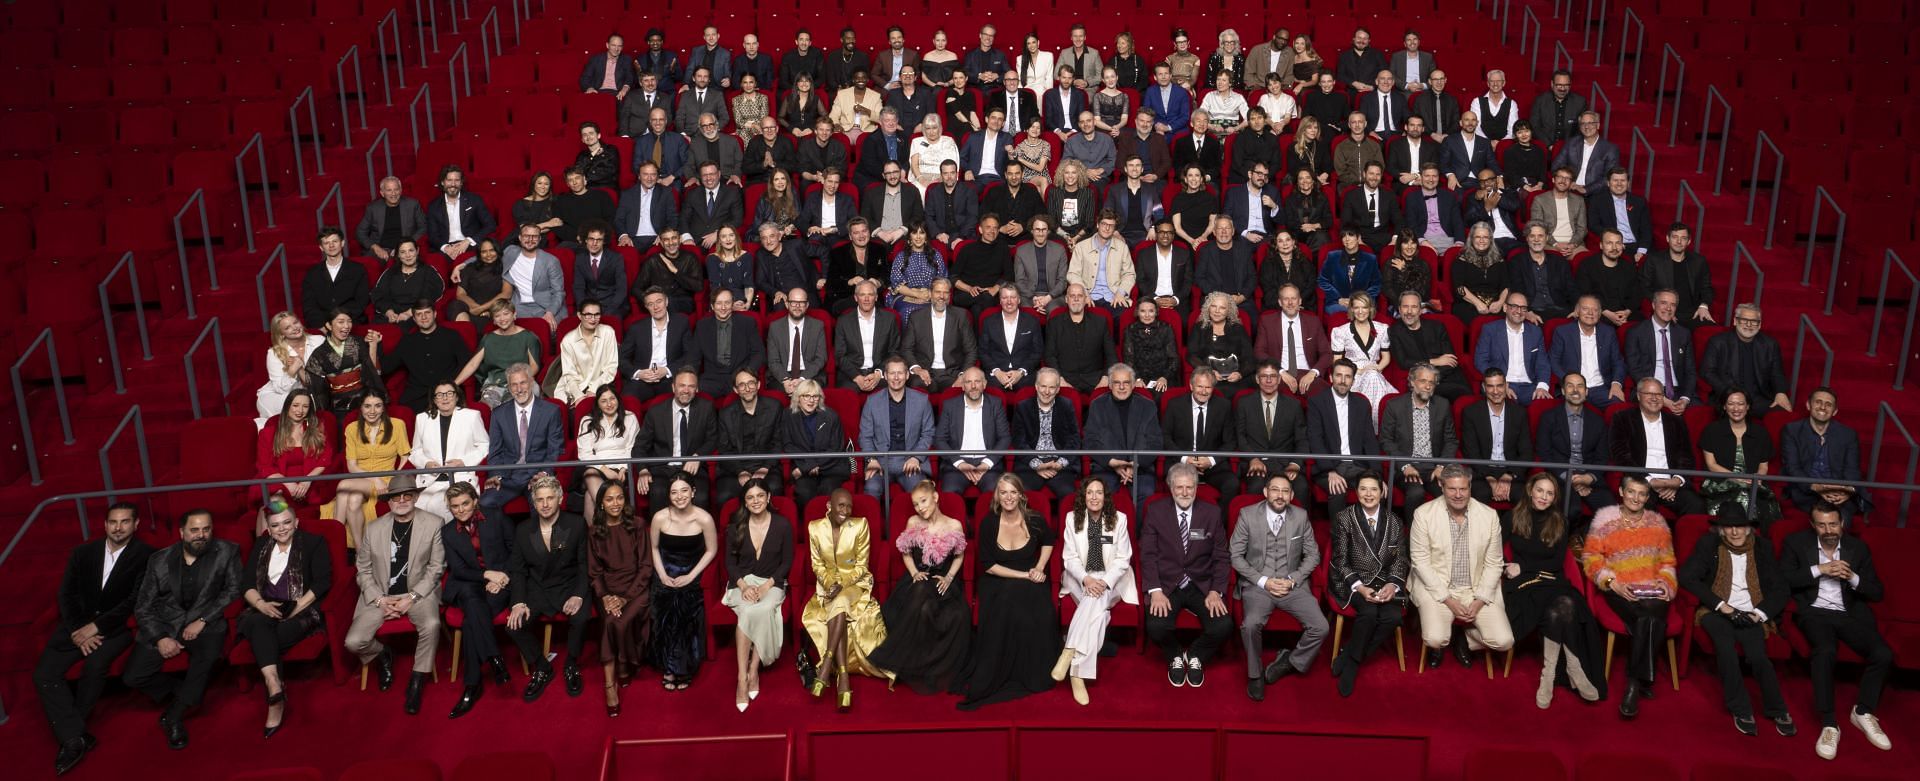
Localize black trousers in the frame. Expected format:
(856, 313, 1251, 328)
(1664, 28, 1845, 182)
(1649, 485, 1707, 517)
(33, 628, 133, 745)
(714, 469, 784, 506)
(1697, 611, 1787, 720)
(236, 611, 321, 669)
(1014, 467, 1080, 502)
(1144, 583, 1233, 665)
(1392, 473, 1438, 520)
(1342, 599, 1405, 664)
(1469, 471, 1523, 506)
(1601, 593, 1669, 685)
(1317, 464, 1366, 518)
(506, 609, 592, 675)
(123, 626, 228, 721)
(939, 462, 1003, 496)
(450, 587, 512, 684)
(1798, 603, 1894, 726)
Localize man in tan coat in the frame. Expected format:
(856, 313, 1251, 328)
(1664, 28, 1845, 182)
(1409, 465, 1513, 668)
(346, 475, 447, 715)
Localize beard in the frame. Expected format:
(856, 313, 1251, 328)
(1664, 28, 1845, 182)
(184, 538, 211, 557)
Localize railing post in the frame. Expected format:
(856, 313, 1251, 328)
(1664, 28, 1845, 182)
(315, 182, 347, 244)
(1870, 403, 1919, 522)
(255, 243, 293, 333)
(408, 84, 437, 154)
(335, 44, 367, 150)
(1745, 130, 1785, 249)
(1589, 82, 1613, 140)
(1790, 314, 1833, 403)
(182, 318, 231, 420)
(1696, 85, 1733, 195)
(234, 131, 275, 253)
(1627, 126, 1655, 199)
(1653, 44, 1685, 147)
(1616, 8, 1646, 102)
(287, 86, 321, 199)
(1723, 241, 1764, 326)
(364, 128, 395, 200)
(1519, 6, 1544, 81)
(477, 8, 503, 81)
(1802, 186, 1847, 316)
(445, 0, 461, 34)
(98, 406, 153, 506)
(172, 188, 217, 317)
(96, 252, 153, 395)
(11, 329, 75, 485)
(1587, 0, 1611, 65)
(446, 42, 472, 126)
(1867, 250, 1917, 390)
(1496, 0, 1513, 44)
(375, 9, 405, 106)
(413, 0, 439, 62)
(1553, 40, 1574, 78)
(1673, 178, 1705, 248)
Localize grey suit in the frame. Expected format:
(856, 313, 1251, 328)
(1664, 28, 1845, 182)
(501, 245, 568, 320)
(1388, 50, 1437, 89)
(1377, 393, 1458, 516)
(1013, 240, 1069, 313)
(1230, 501, 1329, 678)
(355, 196, 429, 254)
(766, 314, 828, 386)
(674, 87, 730, 135)
(346, 510, 448, 674)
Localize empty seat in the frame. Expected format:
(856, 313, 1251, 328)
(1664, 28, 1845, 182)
(173, 106, 234, 148)
(167, 26, 220, 61)
(112, 28, 168, 62)
(117, 105, 177, 147)
(55, 109, 115, 149)
(113, 66, 169, 103)
(55, 29, 109, 62)
(51, 67, 112, 103)
(489, 54, 541, 91)
(224, 62, 281, 99)
(167, 63, 227, 101)
(0, 159, 48, 208)
(31, 208, 104, 259)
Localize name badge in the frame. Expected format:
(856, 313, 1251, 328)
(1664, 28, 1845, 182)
(1188, 529, 1205, 541)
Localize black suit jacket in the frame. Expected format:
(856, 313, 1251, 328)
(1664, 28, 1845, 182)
(1607, 408, 1694, 476)
(1233, 392, 1307, 474)
(985, 88, 1040, 135)
(244, 529, 333, 605)
(1585, 190, 1653, 247)
(1624, 319, 1699, 400)
(977, 310, 1044, 376)
(572, 250, 630, 318)
(801, 190, 857, 238)
(903, 305, 977, 374)
(1306, 389, 1381, 476)
(923, 182, 981, 240)
(635, 397, 720, 473)
(1779, 530, 1884, 613)
(56, 537, 155, 636)
(1413, 90, 1462, 137)
(135, 540, 244, 645)
(833, 308, 902, 383)
(1041, 87, 1091, 132)
(1459, 398, 1532, 479)
(1338, 185, 1402, 239)
(1170, 131, 1225, 179)
(441, 511, 515, 603)
(680, 185, 745, 241)
(1010, 397, 1081, 471)
(1132, 244, 1193, 307)
(1384, 136, 1439, 189)
(1535, 403, 1609, 480)
(300, 259, 372, 327)
(1699, 331, 1790, 403)
(1356, 89, 1409, 134)
(508, 513, 591, 613)
(858, 184, 925, 229)
(1162, 394, 1235, 469)
(618, 314, 694, 384)
(692, 314, 764, 394)
(855, 130, 911, 187)
(423, 192, 498, 250)
(614, 184, 679, 243)
(354, 196, 429, 254)
(579, 52, 638, 93)
(1083, 394, 1165, 462)
(1679, 535, 1788, 619)
(1139, 499, 1229, 595)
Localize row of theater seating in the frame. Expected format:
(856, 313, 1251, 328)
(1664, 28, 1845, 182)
(225, 752, 554, 781)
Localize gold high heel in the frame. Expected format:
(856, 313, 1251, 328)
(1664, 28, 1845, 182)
(836, 670, 852, 710)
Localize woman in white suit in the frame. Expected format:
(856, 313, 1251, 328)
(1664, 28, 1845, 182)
(576, 384, 641, 525)
(1053, 476, 1137, 705)
(408, 380, 490, 519)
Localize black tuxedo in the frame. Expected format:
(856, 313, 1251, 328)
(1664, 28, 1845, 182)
(902, 305, 977, 391)
(1170, 130, 1225, 181)
(35, 537, 154, 745)
(1459, 398, 1532, 504)
(977, 310, 1044, 388)
(1384, 136, 1440, 192)
(125, 540, 243, 721)
(1624, 319, 1699, 401)
(635, 398, 720, 506)
(1307, 388, 1381, 516)
(441, 511, 515, 682)
(1010, 397, 1082, 497)
(691, 313, 764, 397)
(680, 184, 745, 244)
(1338, 185, 1402, 249)
(618, 314, 693, 400)
(300, 259, 372, 327)
(1233, 392, 1307, 496)
(986, 88, 1040, 136)
(1608, 408, 1705, 515)
(833, 308, 902, 387)
(1356, 89, 1409, 135)
(1162, 394, 1238, 500)
(506, 513, 593, 671)
(423, 192, 498, 254)
(1133, 244, 1194, 316)
(1535, 403, 1613, 511)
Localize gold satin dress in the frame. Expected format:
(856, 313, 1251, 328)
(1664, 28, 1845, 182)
(801, 517, 891, 679)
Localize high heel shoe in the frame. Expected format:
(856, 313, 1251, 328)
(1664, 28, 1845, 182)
(262, 689, 287, 738)
(604, 683, 621, 718)
(835, 671, 852, 710)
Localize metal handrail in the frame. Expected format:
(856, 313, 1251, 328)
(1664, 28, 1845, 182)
(315, 181, 347, 244)
(1724, 240, 1764, 326)
(1519, 5, 1544, 80)
(1746, 130, 1785, 249)
(375, 9, 405, 105)
(1697, 84, 1733, 195)
(1554, 0, 1573, 34)
(1585, 0, 1611, 61)
(477, 7, 503, 81)
(1867, 249, 1916, 390)
(1617, 7, 1645, 101)
(1673, 178, 1704, 248)
(335, 44, 367, 149)
(1495, 0, 1514, 44)
(254, 243, 293, 333)
(98, 405, 152, 507)
(408, 83, 436, 153)
(1871, 403, 1918, 518)
(1653, 43, 1685, 146)
(96, 252, 152, 394)
(1803, 185, 1847, 316)
(446, 41, 472, 126)
(287, 86, 323, 198)
(1791, 313, 1833, 403)
(182, 317, 230, 420)
(413, 0, 438, 61)
(172, 188, 216, 319)
(1589, 81, 1612, 140)
(1627, 126, 1654, 199)
(1552, 40, 1573, 78)
(10, 328, 74, 485)
(444, 0, 461, 35)
(364, 127, 395, 200)
(510, 0, 531, 45)
(234, 131, 275, 253)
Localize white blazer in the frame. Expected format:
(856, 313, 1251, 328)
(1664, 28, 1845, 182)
(256, 334, 327, 423)
(1058, 510, 1139, 604)
(410, 408, 490, 496)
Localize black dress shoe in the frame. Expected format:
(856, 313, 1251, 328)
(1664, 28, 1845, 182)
(1246, 676, 1266, 701)
(404, 672, 429, 715)
(449, 684, 483, 719)
(53, 734, 95, 776)
(523, 669, 554, 702)
(1337, 663, 1359, 698)
(1425, 648, 1444, 669)
(1262, 650, 1295, 684)
(1329, 653, 1347, 679)
(1618, 680, 1642, 719)
(1450, 636, 1473, 667)
(487, 656, 511, 687)
(1734, 716, 1759, 736)
(158, 715, 188, 750)
(373, 648, 396, 692)
(563, 664, 584, 697)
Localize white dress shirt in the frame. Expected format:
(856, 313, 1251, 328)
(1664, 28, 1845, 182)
(443, 197, 467, 244)
(927, 309, 948, 369)
(1642, 413, 1672, 480)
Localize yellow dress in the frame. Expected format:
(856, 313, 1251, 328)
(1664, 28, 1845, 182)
(800, 517, 891, 679)
(326, 418, 412, 546)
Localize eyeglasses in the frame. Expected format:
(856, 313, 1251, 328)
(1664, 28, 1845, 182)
(1734, 317, 1762, 325)
(434, 390, 459, 397)
(1505, 303, 1531, 311)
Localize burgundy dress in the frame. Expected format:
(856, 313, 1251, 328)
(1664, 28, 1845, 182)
(589, 522, 654, 677)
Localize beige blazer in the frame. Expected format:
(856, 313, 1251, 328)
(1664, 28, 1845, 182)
(1066, 236, 1137, 299)
(355, 510, 448, 605)
(1407, 497, 1504, 606)
(1244, 42, 1298, 90)
(829, 88, 885, 134)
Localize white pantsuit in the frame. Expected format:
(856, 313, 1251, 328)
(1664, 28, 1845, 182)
(1058, 510, 1137, 679)
(408, 408, 489, 519)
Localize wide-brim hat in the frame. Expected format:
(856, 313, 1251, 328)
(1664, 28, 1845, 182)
(379, 474, 424, 500)
(1709, 503, 1754, 528)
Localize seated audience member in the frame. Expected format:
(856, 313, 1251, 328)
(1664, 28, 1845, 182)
(767, 288, 827, 394)
(717, 371, 786, 505)
(704, 226, 757, 309)
(924, 162, 982, 248)
(1327, 295, 1395, 424)
(500, 224, 569, 325)
(1307, 360, 1382, 518)
(1527, 69, 1586, 146)
(886, 224, 947, 318)
(721, 480, 791, 712)
(356, 176, 429, 261)
(859, 356, 936, 498)
(983, 162, 1047, 231)
(1187, 293, 1254, 396)
(1463, 170, 1523, 253)
(1551, 111, 1619, 195)
(1678, 505, 1795, 737)
(35, 503, 153, 775)
(633, 369, 718, 508)
(637, 29, 681, 90)
(903, 279, 977, 392)
(1379, 364, 1458, 519)
(783, 380, 855, 511)
(1235, 360, 1307, 495)
(448, 238, 512, 322)
(1640, 222, 1716, 330)
(867, 481, 971, 695)
(257, 311, 324, 423)
(960, 109, 1014, 185)
(1549, 296, 1629, 409)
(1448, 223, 1508, 325)
(1084, 362, 1164, 497)
(1438, 112, 1496, 190)
(504, 475, 595, 701)
(1412, 69, 1461, 139)
(1255, 284, 1332, 394)
(861, 163, 925, 245)
(618, 288, 692, 403)
(424, 166, 497, 262)
(1011, 369, 1083, 498)
(681, 163, 746, 251)
(345, 477, 445, 715)
(1133, 226, 1192, 325)
(1224, 163, 1281, 244)
(681, 103, 739, 178)
(1625, 289, 1699, 413)
(824, 217, 883, 315)
(1501, 121, 1550, 191)
(1283, 169, 1333, 250)
(742, 118, 796, 186)
(1044, 285, 1119, 393)
(1066, 212, 1138, 312)
(633, 107, 690, 185)
(1062, 111, 1117, 183)
(1141, 464, 1233, 689)
(1343, 163, 1401, 250)
(1317, 228, 1381, 315)
(1780, 503, 1897, 760)
(1502, 473, 1605, 709)
(692, 289, 766, 397)
(1531, 168, 1589, 258)
(452, 303, 540, 409)
(1473, 292, 1553, 403)
(1048, 160, 1099, 243)
(934, 368, 1011, 495)
(1335, 29, 1387, 92)
(618, 71, 671, 138)
(1409, 466, 1514, 668)
(1388, 292, 1472, 400)
(1779, 388, 1872, 522)
(1014, 215, 1069, 312)
(301, 227, 371, 327)
(1459, 370, 1533, 505)
(1227, 108, 1281, 186)
(572, 225, 629, 319)
(124, 509, 242, 751)
(752, 225, 815, 310)
(1055, 475, 1134, 706)
(1326, 472, 1407, 696)
(979, 286, 1044, 391)
(1508, 226, 1577, 321)
(1334, 111, 1385, 187)
(1231, 473, 1328, 702)
(1193, 218, 1258, 319)
(801, 489, 889, 706)
(580, 34, 635, 97)
(1402, 165, 1464, 250)
(1582, 474, 1676, 718)
(1536, 374, 1614, 513)
(1164, 367, 1238, 501)
(1576, 231, 1645, 327)
(856, 110, 913, 190)
(833, 281, 902, 392)
(331, 392, 410, 549)
(1585, 168, 1652, 259)
(1116, 111, 1173, 184)
(1700, 303, 1793, 415)
(576, 386, 640, 526)
(1610, 378, 1707, 516)
(236, 499, 330, 736)
(553, 169, 617, 247)
(516, 173, 559, 239)
(1469, 71, 1519, 140)
(255, 390, 337, 516)
(1380, 232, 1433, 310)
(1386, 115, 1438, 193)
(831, 69, 885, 139)
(584, 481, 650, 717)
(1698, 389, 1783, 526)
(479, 364, 565, 515)
(554, 301, 619, 406)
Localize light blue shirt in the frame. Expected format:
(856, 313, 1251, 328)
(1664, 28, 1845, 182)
(1612, 195, 1636, 244)
(1090, 238, 1115, 302)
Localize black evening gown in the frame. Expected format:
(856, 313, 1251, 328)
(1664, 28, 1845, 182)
(1502, 523, 1608, 700)
(957, 514, 1060, 710)
(650, 531, 709, 679)
(868, 527, 972, 694)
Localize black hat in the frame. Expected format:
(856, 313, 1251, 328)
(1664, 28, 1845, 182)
(1709, 504, 1754, 528)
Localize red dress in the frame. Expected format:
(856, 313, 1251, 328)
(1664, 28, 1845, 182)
(254, 418, 338, 504)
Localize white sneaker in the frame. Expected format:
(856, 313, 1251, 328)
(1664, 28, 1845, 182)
(1852, 708, 1893, 751)
(1815, 727, 1839, 760)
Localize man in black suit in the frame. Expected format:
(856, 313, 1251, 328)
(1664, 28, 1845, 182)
(440, 483, 515, 719)
(1387, 292, 1471, 400)
(617, 72, 673, 139)
(571, 224, 629, 319)
(36, 502, 153, 774)
(355, 176, 429, 260)
(123, 509, 242, 751)
(1222, 163, 1282, 244)
(1700, 303, 1793, 415)
(858, 161, 924, 245)
(1140, 464, 1234, 688)
(1780, 503, 1896, 759)
(1585, 168, 1653, 259)
(987, 74, 1039, 141)
(1356, 69, 1408, 138)
(503, 475, 591, 703)
(300, 227, 371, 326)
(1780, 389, 1873, 521)
(1535, 373, 1613, 513)
(1378, 364, 1458, 519)
(613, 161, 677, 251)
(1041, 77, 1090, 135)
(718, 369, 787, 504)
(922, 161, 979, 246)
(1170, 110, 1224, 184)
(1083, 362, 1164, 500)
(1226, 108, 1282, 185)
(692, 289, 765, 397)
(1043, 284, 1117, 393)
(619, 287, 692, 402)
(1307, 359, 1382, 518)
(855, 109, 911, 190)
(1335, 28, 1390, 92)
(1412, 70, 1461, 140)
(579, 34, 637, 96)
(833, 280, 901, 392)
(1010, 368, 1082, 498)
(1163, 367, 1238, 505)
(679, 162, 744, 251)
(1133, 220, 1193, 320)
(634, 368, 720, 507)
(796, 118, 850, 185)
(742, 117, 796, 186)
(978, 286, 1043, 391)
(1339, 162, 1401, 249)
(1107, 156, 1166, 244)
(1625, 289, 1699, 413)
(1234, 359, 1307, 499)
(1609, 377, 1706, 516)
(800, 167, 856, 259)
(1385, 115, 1439, 192)
(1458, 368, 1533, 506)
(422, 166, 497, 261)
(1639, 222, 1716, 330)
(934, 368, 1011, 495)
(902, 279, 976, 392)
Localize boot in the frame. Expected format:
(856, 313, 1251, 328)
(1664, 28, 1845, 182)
(1536, 639, 1562, 709)
(1561, 649, 1601, 702)
(1050, 648, 1074, 681)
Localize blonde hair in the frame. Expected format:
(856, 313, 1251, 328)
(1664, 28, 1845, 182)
(268, 311, 304, 367)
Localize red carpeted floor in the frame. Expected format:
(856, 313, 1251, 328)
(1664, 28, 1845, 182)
(1, 629, 1913, 780)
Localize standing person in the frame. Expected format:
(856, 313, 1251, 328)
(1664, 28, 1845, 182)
(1326, 473, 1407, 697)
(34, 503, 153, 775)
(1581, 474, 1677, 719)
(505, 475, 593, 702)
(957, 476, 1060, 710)
(648, 474, 719, 691)
(1502, 474, 1605, 709)
(1230, 474, 1328, 701)
(587, 481, 651, 718)
(868, 482, 973, 694)
(802, 490, 892, 709)
(1140, 464, 1233, 689)
(1678, 505, 1796, 737)
(235, 499, 332, 738)
(1781, 503, 1896, 760)
(124, 510, 242, 751)
(1055, 477, 1136, 705)
(344, 476, 445, 715)
(722, 480, 793, 712)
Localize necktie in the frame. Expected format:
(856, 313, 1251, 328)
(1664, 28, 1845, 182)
(1194, 403, 1205, 450)
(789, 324, 803, 373)
(1264, 398, 1275, 435)
(1367, 190, 1378, 226)
(1178, 509, 1191, 553)
(1284, 318, 1297, 371)
(1379, 94, 1389, 131)
(1659, 327, 1677, 397)
(650, 138, 662, 166)
(707, 190, 716, 212)
(517, 407, 530, 463)
(589, 254, 599, 277)
(1085, 523, 1105, 572)
(676, 408, 689, 458)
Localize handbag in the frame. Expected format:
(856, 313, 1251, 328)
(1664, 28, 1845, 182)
(1206, 353, 1240, 377)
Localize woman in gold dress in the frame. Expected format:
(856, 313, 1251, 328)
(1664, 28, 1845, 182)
(800, 489, 889, 708)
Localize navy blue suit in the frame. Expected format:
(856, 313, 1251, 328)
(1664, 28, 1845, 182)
(480, 399, 567, 513)
(1548, 321, 1628, 407)
(960, 129, 1013, 182)
(1399, 187, 1464, 243)
(1141, 83, 1192, 131)
(1473, 320, 1552, 396)
(632, 130, 692, 180)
